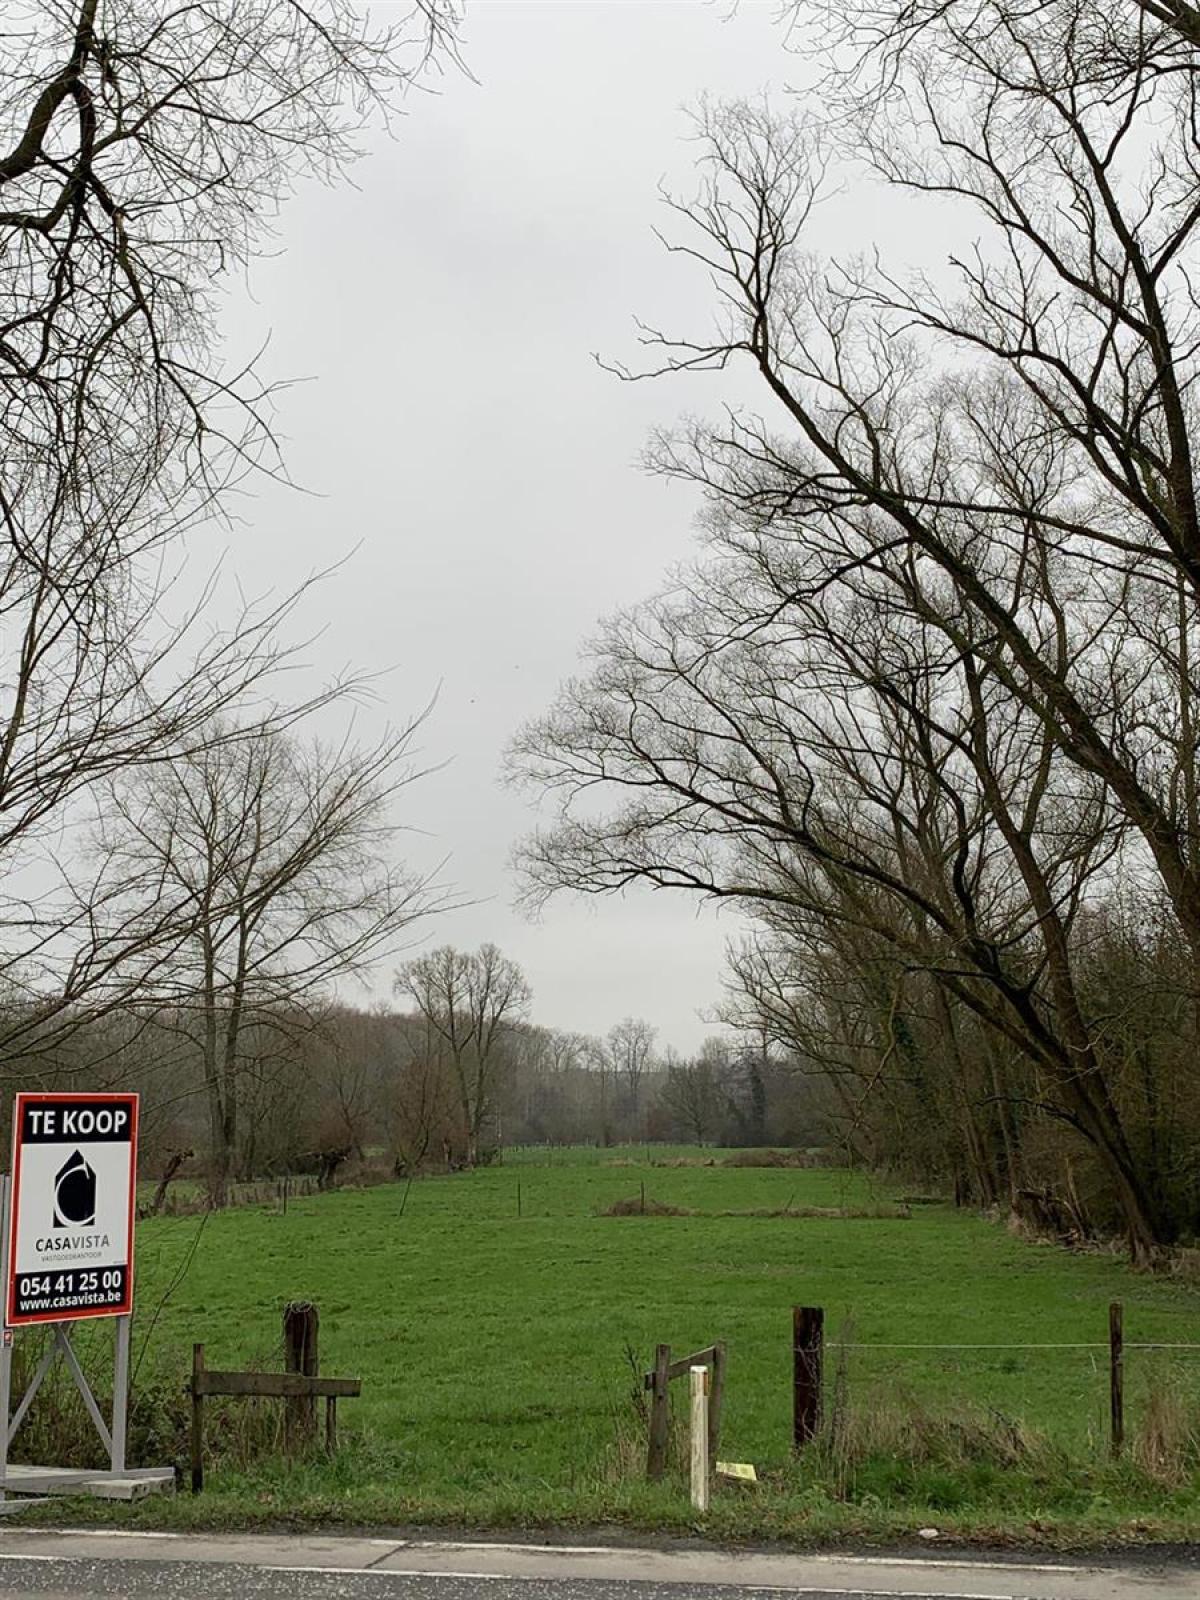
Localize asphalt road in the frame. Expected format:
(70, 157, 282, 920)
(0, 1566, 1088, 1600)
(0, 1533, 1191, 1600)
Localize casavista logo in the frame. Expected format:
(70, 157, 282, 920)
(53, 1150, 97, 1229)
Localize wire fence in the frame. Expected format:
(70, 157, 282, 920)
(788, 1303, 1200, 1466)
(849, 1341, 1200, 1350)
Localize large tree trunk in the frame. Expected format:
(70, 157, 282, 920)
(983, 1040, 1022, 1208)
(202, 942, 231, 1209)
(933, 986, 1000, 1208)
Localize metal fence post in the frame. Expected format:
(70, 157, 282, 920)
(111, 1314, 131, 1473)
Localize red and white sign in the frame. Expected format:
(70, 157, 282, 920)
(6, 1093, 138, 1326)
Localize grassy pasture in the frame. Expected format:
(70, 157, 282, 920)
(74, 1148, 1200, 1542)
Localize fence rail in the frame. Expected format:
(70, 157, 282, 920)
(643, 1340, 726, 1480)
(188, 1302, 362, 1493)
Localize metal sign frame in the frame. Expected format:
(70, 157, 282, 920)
(0, 1175, 131, 1502)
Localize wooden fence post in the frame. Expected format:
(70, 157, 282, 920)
(1110, 1300, 1124, 1458)
(690, 1365, 710, 1512)
(190, 1343, 205, 1494)
(283, 1301, 319, 1447)
(325, 1395, 338, 1455)
(646, 1342, 671, 1480)
(793, 1305, 824, 1451)
(708, 1340, 726, 1465)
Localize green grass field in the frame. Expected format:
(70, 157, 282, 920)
(52, 1149, 1200, 1544)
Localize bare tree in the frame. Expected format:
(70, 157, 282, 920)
(311, 1005, 380, 1162)
(510, 550, 1164, 1241)
(605, 1016, 656, 1133)
(394, 944, 532, 1167)
(97, 717, 436, 1205)
(661, 1051, 724, 1145)
(390, 1012, 461, 1172)
(0, 2, 460, 1074)
(509, 6, 1200, 1255)
(0, 1, 460, 514)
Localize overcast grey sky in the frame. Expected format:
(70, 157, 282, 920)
(208, 1, 915, 1052)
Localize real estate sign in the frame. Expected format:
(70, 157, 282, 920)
(6, 1093, 138, 1326)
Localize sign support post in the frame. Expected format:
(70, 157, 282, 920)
(0, 1176, 11, 1504)
(111, 1313, 130, 1473)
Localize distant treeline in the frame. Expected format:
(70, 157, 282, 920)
(0, 944, 826, 1207)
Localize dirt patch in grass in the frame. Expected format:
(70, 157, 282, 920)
(722, 1148, 817, 1168)
(717, 1204, 912, 1220)
(603, 1155, 718, 1168)
(599, 1195, 694, 1217)
(599, 1197, 910, 1220)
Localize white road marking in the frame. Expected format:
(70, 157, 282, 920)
(416, 1545, 1084, 1577)
(267, 1568, 515, 1581)
(15, 1528, 185, 1539)
(265, 1576, 1022, 1600)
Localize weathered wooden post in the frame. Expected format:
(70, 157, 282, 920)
(646, 1342, 671, 1480)
(708, 1340, 727, 1464)
(690, 1365, 710, 1512)
(283, 1301, 319, 1447)
(1110, 1301, 1124, 1458)
(190, 1343, 205, 1493)
(792, 1305, 824, 1450)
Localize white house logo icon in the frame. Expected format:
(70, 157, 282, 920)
(53, 1150, 96, 1229)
